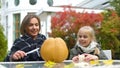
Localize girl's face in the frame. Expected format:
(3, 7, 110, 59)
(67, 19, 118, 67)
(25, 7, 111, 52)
(25, 18, 40, 39)
(78, 30, 92, 47)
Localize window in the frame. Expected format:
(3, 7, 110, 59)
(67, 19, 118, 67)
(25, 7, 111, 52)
(13, 14, 20, 40)
(0, 0, 1, 8)
(47, 0, 53, 6)
(28, 12, 36, 15)
(6, 16, 8, 39)
(29, 0, 37, 5)
(6, 2, 8, 8)
(14, 0, 20, 6)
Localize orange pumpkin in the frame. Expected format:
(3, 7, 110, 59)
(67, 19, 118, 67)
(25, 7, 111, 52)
(40, 37, 69, 63)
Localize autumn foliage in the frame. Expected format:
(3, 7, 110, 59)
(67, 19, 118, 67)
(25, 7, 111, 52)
(49, 6, 120, 59)
(49, 6, 103, 49)
(98, 10, 120, 58)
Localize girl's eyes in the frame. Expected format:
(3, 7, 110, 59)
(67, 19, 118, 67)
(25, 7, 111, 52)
(79, 35, 88, 38)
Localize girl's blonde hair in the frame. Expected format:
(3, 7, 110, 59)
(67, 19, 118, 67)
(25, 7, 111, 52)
(77, 26, 96, 42)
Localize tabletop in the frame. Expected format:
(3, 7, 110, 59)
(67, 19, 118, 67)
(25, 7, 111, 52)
(0, 60, 120, 68)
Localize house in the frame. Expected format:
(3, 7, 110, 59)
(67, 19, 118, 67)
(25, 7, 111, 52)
(0, 0, 110, 50)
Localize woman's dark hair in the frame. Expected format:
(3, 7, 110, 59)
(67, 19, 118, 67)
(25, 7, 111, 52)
(20, 14, 41, 35)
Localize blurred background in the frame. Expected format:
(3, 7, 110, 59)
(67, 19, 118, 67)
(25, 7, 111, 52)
(0, 0, 111, 50)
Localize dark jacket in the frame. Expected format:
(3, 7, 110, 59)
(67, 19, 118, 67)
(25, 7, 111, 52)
(69, 44, 108, 60)
(4, 34, 46, 62)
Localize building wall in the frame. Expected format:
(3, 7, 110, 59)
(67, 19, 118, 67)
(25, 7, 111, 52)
(1, 0, 49, 50)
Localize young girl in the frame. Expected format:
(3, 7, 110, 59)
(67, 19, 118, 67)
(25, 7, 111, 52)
(69, 26, 107, 63)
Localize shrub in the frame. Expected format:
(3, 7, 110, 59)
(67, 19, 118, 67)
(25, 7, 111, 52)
(0, 24, 8, 61)
(49, 6, 103, 49)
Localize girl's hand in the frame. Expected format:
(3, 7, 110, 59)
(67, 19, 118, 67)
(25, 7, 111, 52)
(72, 55, 79, 63)
(82, 54, 98, 62)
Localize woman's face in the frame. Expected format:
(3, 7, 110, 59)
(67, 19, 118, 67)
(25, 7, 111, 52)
(25, 18, 40, 39)
(78, 30, 92, 47)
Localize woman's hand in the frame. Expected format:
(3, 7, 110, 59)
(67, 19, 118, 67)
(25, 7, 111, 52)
(11, 50, 27, 60)
(82, 54, 98, 62)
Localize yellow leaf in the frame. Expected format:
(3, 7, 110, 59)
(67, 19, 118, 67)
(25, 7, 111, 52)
(103, 60, 113, 65)
(90, 60, 99, 65)
(16, 64, 24, 68)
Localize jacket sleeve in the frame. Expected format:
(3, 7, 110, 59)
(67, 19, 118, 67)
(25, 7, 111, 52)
(96, 44, 108, 60)
(69, 49, 74, 60)
(4, 38, 29, 62)
(69, 47, 79, 60)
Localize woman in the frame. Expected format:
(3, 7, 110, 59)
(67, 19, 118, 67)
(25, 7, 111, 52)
(4, 14, 46, 61)
(69, 26, 107, 63)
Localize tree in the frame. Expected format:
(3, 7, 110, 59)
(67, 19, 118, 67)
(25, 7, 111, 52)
(99, 10, 120, 58)
(49, 6, 103, 49)
(0, 24, 8, 61)
(110, 0, 120, 16)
